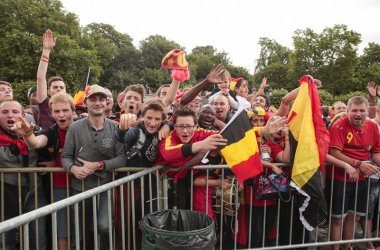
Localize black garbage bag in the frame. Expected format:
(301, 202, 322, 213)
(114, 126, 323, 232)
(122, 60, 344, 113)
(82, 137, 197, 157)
(139, 209, 216, 250)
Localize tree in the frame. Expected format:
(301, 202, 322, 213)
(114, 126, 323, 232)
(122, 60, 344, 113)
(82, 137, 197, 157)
(0, 0, 99, 94)
(253, 38, 291, 90)
(187, 46, 230, 83)
(354, 42, 380, 84)
(289, 25, 361, 94)
(254, 37, 290, 72)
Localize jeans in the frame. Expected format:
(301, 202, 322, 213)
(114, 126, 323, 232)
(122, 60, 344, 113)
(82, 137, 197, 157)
(71, 190, 112, 250)
(0, 182, 47, 250)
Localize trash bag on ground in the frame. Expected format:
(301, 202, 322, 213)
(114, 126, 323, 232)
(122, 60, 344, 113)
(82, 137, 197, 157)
(139, 209, 216, 250)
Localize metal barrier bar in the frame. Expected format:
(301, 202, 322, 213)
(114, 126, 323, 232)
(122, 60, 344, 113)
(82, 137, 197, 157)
(92, 196, 98, 250)
(24, 223, 29, 250)
(52, 212, 57, 250)
(0, 165, 163, 233)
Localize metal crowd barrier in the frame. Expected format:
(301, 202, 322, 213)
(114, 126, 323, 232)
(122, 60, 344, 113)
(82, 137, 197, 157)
(1, 163, 380, 250)
(0, 166, 166, 250)
(190, 164, 380, 250)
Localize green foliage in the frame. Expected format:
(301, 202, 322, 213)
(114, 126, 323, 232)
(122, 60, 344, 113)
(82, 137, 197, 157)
(0, 1, 378, 106)
(12, 80, 36, 107)
(318, 90, 334, 106)
(269, 88, 288, 108)
(334, 91, 368, 104)
(289, 25, 361, 94)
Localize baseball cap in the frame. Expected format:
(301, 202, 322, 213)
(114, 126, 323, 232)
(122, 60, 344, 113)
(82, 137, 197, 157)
(85, 85, 108, 99)
(27, 85, 37, 97)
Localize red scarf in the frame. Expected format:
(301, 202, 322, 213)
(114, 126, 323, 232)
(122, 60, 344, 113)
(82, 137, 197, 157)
(0, 130, 28, 156)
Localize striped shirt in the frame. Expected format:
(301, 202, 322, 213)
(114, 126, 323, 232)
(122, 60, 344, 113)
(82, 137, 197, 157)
(38, 97, 55, 131)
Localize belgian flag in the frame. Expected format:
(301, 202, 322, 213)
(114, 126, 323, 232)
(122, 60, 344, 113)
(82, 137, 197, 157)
(218, 108, 263, 184)
(288, 75, 330, 230)
(73, 68, 91, 106)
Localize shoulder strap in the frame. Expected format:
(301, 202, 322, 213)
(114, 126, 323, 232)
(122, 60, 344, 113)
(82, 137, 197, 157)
(135, 128, 146, 150)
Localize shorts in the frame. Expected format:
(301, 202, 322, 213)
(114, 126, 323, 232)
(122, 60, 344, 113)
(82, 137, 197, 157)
(327, 178, 369, 218)
(53, 187, 70, 238)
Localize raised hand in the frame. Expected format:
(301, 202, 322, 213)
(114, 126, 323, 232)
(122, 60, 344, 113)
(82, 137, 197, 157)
(205, 64, 225, 85)
(11, 117, 34, 136)
(367, 81, 377, 98)
(42, 29, 57, 50)
(119, 113, 144, 130)
(262, 116, 287, 135)
(313, 79, 323, 88)
(260, 77, 269, 89)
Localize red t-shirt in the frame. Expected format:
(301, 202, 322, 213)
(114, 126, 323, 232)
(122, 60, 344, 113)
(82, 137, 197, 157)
(328, 117, 380, 182)
(54, 129, 70, 187)
(192, 172, 217, 222)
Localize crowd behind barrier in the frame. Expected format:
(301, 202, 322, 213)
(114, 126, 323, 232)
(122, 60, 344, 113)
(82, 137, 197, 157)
(1, 163, 380, 250)
(2, 29, 380, 250)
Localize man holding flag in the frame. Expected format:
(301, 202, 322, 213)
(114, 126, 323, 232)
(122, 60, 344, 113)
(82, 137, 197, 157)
(155, 106, 286, 209)
(285, 75, 330, 247)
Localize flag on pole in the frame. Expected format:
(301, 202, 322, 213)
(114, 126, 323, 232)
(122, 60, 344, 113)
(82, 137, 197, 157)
(73, 68, 91, 106)
(288, 75, 330, 230)
(218, 108, 263, 184)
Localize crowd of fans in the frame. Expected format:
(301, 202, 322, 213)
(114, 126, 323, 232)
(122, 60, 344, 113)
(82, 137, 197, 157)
(1, 29, 380, 250)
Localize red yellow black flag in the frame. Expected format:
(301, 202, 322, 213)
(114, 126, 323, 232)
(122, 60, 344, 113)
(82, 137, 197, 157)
(218, 108, 263, 184)
(288, 75, 330, 230)
(73, 68, 91, 106)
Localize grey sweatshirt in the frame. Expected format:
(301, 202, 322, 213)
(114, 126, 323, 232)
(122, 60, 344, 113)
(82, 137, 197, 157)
(61, 117, 127, 191)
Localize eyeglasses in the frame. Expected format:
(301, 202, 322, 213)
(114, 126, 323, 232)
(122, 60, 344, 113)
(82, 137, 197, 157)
(175, 125, 195, 131)
(191, 99, 202, 103)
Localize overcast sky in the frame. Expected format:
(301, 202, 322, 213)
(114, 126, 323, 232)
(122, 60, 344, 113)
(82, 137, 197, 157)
(61, 0, 380, 73)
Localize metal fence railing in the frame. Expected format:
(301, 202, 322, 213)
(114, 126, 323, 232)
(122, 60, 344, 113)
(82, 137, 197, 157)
(0, 163, 380, 249)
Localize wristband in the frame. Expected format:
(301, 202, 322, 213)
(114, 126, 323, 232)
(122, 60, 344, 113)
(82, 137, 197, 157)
(41, 55, 49, 63)
(97, 161, 105, 172)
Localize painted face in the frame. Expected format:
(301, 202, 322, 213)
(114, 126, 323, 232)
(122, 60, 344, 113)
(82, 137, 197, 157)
(212, 95, 230, 122)
(123, 90, 142, 115)
(333, 102, 347, 116)
(347, 103, 368, 128)
(254, 96, 267, 109)
(250, 116, 265, 128)
(143, 109, 163, 134)
(48, 81, 66, 96)
(158, 87, 170, 100)
(51, 102, 74, 130)
(198, 106, 216, 129)
(175, 116, 196, 144)
(0, 101, 23, 132)
(85, 95, 107, 117)
(0, 84, 13, 102)
(235, 80, 249, 98)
